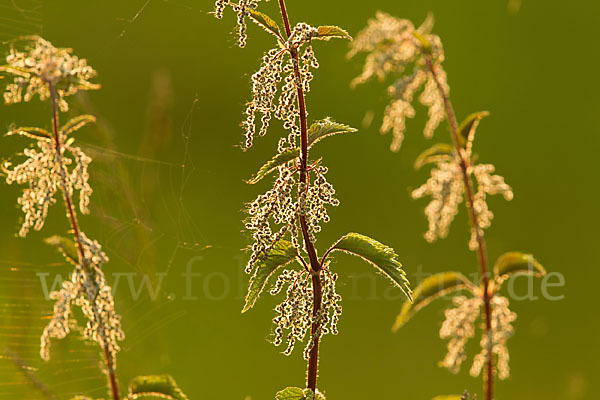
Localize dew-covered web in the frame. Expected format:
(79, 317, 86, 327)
(0, 2, 209, 398)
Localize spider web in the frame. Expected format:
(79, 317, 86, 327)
(0, 2, 209, 396)
(0, 0, 43, 42)
(0, 97, 207, 400)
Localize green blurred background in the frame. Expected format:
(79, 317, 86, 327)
(0, 0, 598, 399)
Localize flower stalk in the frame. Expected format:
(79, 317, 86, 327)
(48, 82, 121, 400)
(276, 0, 323, 391)
(422, 53, 494, 400)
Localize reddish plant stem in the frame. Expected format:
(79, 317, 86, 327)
(48, 83, 121, 400)
(423, 55, 494, 400)
(277, 0, 323, 394)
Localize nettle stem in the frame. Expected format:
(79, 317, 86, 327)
(423, 55, 494, 400)
(277, 0, 323, 393)
(48, 83, 121, 400)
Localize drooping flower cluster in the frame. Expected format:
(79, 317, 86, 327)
(469, 164, 514, 250)
(245, 165, 298, 271)
(41, 233, 124, 367)
(242, 23, 319, 150)
(411, 160, 463, 244)
(470, 296, 516, 380)
(439, 295, 482, 373)
(245, 163, 339, 272)
(2, 121, 94, 237)
(349, 12, 447, 151)
(270, 267, 341, 359)
(0, 36, 99, 111)
(411, 158, 512, 250)
(439, 294, 515, 380)
(299, 165, 340, 243)
(213, 0, 262, 47)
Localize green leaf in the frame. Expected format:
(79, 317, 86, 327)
(275, 387, 323, 400)
(0, 64, 31, 77)
(242, 240, 298, 313)
(417, 12, 435, 35)
(45, 236, 79, 265)
(412, 31, 432, 54)
(248, 9, 283, 39)
(393, 272, 473, 331)
(458, 111, 489, 148)
(414, 143, 454, 170)
(246, 148, 300, 185)
(6, 126, 52, 141)
(60, 115, 96, 136)
(307, 118, 357, 148)
(315, 26, 352, 41)
(127, 375, 189, 400)
(70, 77, 101, 91)
(494, 251, 546, 282)
(326, 233, 412, 301)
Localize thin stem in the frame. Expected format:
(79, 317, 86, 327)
(423, 55, 494, 400)
(48, 83, 121, 400)
(277, 0, 323, 394)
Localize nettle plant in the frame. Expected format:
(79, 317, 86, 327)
(214, 1, 412, 399)
(350, 13, 546, 400)
(1, 36, 189, 400)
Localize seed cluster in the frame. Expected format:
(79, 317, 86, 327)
(299, 166, 340, 243)
(287, 23, 318, 50)
(245, 165, 298, 272)
(439, 295, 482, 373)
(213, 0, 261, 47)
(41, 233, 124, 368)
(411, 160, 464, 243)
(349, 12, 448, 151)
(439, 294, 516, 380)
(412, 159, 513, 250)
(270, 267, 341, 359)
(1, 36, 99, 111)
(243, 48, 284, 148)
(242, 23, 319, 150)
(469, 164, 514, 250)
(2, 134, 92, 237)
(470, 295, 516, 380)
(245, 163, 339, 273)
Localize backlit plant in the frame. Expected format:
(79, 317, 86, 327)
(214, 1, 412, 398)
(350, 13, 546, 400)
(1, 36, 189, 400)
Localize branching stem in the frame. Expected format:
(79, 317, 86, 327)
(277, 0, 323, 394)
(48, 83, 121, 400)
(423, 55, 494, 400)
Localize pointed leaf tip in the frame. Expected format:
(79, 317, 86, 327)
(6, 126, 52, 141)
(60, 114, 96, 136)
(246, 148, 300, 185)
(414, 143, 454, 170)
(458, 111, 489, 148)
(494, 251, 546, 284)
(307, 118, 357, 147)
(417, 12, 435, 35)
(325, 232, 412, 302)
(248, 9, 283, 40)
(128, 374, 189, 400)
(242, 240, 297, 313)
(315, 26, 352, 41)
(393, 271, 473, 331)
